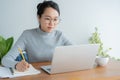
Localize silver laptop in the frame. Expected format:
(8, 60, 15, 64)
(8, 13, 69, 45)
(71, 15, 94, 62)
(41, 44, 99, 74)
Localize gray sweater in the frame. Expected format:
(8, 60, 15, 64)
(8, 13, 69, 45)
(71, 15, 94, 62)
(1, 28, 72, 68)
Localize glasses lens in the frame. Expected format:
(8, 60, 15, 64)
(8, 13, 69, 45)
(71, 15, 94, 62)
(43, 16, 61, 24)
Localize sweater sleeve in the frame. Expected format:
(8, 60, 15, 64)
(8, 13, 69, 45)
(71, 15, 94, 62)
(58, 31, 73, 46)
(62, 35, 73, 46)
(1, 30, 27, 68)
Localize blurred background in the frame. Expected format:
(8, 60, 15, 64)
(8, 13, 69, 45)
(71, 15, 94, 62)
(0, 0, 120, 58)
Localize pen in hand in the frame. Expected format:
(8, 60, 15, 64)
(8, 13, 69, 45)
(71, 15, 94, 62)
(18, 47, 26, 61)
(16, 46, 29, 72)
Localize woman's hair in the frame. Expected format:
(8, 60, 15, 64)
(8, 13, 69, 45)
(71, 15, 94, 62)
(37, 1, 60, 17)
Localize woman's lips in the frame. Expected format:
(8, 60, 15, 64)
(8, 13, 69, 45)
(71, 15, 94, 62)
(48, 27, 53, 29)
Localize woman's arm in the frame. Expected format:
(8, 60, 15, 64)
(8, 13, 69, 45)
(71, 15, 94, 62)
(1, 30, 27, 68)
(57, 30, 73, 46)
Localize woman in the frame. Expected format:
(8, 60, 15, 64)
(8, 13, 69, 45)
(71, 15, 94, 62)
(2, 1, 72, 72)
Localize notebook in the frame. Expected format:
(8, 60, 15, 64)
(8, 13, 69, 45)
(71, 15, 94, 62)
(0, 64, 40, 78)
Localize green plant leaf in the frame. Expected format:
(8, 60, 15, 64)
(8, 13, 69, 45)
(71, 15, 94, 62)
(0, 36, 6, 42)
(4, 37, 14, 55)
(0, 36, 6, 57)
(0, 36, 5, 42)
(89, 27, 111, 58)
(0, 36, 14, 64)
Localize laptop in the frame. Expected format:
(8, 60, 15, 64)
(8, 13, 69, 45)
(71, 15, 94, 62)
(41, 44, 99, 74)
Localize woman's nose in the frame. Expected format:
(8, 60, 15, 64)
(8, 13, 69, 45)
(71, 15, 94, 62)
(49, 20, 54, 26)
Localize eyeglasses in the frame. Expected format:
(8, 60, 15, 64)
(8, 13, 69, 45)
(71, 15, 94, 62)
(42, 16, 61, 24)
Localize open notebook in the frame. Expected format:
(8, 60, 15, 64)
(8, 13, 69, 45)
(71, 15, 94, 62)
(0, 64, 40, 78)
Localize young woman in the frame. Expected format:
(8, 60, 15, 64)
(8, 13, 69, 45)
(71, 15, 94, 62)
(2, 1, 72, 72)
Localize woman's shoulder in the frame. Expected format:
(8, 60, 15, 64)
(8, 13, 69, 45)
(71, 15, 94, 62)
(22, 28, 37, 34)
(54, 29, 63, 36)
(20, 28, 38, 37)
(23, 28, 37, 33)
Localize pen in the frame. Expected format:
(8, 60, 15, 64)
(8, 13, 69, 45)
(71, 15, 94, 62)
(18, 47, 26, 61)
(9, 67, 14, 75)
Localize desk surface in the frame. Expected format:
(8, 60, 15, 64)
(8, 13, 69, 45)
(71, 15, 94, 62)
(1, 59, 120, 80)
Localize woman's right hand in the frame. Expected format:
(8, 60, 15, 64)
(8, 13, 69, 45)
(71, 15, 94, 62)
(15, 60, 29, 72)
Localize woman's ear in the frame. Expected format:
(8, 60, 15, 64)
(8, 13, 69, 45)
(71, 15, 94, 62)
(37, 15, 41, 23)
(37, 15, 40, 18)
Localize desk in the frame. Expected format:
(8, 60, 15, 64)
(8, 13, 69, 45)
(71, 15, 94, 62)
(1, 59, 120, 80)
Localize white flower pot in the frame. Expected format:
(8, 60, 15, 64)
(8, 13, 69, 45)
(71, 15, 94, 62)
(95, 56, 109, 67)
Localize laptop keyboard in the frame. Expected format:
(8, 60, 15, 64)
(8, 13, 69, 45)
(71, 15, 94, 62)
(47, 68, 51, 71)
(41, 65, 51, 72)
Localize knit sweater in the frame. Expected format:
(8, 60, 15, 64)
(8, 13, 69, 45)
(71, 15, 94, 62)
(1, 28, 72, 68)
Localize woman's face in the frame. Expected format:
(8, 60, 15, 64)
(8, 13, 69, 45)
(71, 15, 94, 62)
(38, 7, 60, 33)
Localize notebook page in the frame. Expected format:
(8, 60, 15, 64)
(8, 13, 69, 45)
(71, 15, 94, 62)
(0, 64, 40, 78)
(10, 64, 40, 78)
(0, 66, 11, 78)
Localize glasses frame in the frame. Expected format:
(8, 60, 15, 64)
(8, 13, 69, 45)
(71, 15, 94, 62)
(42, 16, 61, 24)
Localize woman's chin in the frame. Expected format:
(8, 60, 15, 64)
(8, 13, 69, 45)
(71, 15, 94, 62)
(46, 29, 53, 33)
(46, 28, 54, 32)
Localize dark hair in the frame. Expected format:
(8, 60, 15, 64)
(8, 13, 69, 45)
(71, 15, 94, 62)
(37, 1, 60, 17)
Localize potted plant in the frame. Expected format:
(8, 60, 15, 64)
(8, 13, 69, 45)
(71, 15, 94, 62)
(89, 27, 111, 66)
(0, 36, 14, 64)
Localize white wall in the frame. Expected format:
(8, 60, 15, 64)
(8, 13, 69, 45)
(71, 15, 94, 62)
(0, 0, 120, 58)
